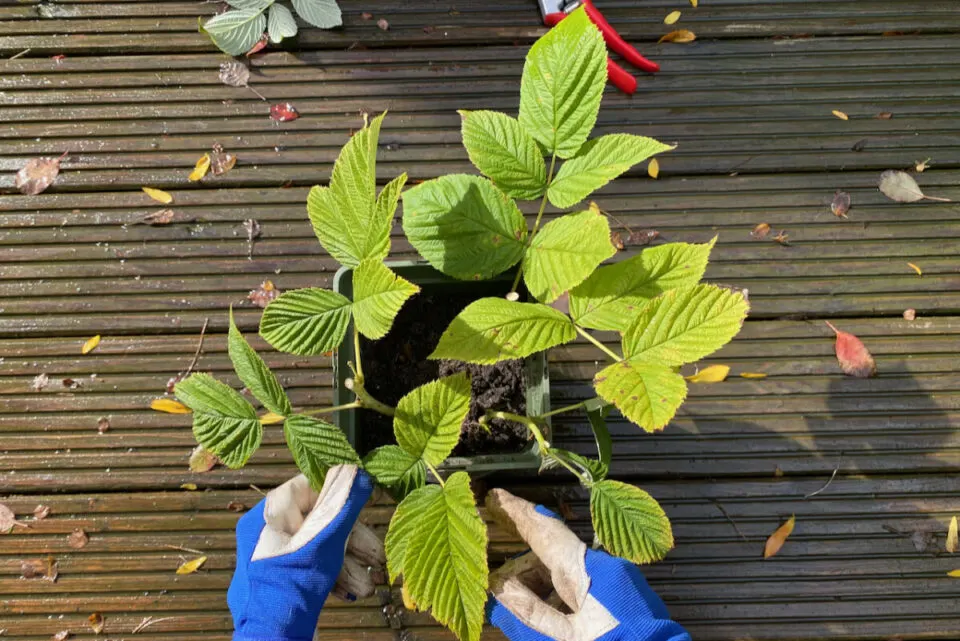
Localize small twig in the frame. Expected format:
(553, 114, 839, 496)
(596, 206, 634, 236)
(132, 616, 177, 634)
(710, 500, 748, 542)
(162, 544, 205, 555)
(804, 454, 843, 499)
(183, 317, 209, 379)
(245, 84, 267, 101)
(249, 484, 267, 496)
(9, 48, 31, 60)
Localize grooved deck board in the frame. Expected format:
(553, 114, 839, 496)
(2, 0, 959, 638)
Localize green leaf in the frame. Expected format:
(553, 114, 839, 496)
(402, 174, 527, 281)
(430, 298, 576, 364)
(590, 479, 674, 564)
(228, 308, 291, 416)
(202, 9, 267, 56)
(459, 110, 546, 200)
(548, 135, 675, 208)
(585, 398, 613, 472)
(351, 260, 420, 340)
(306, 113, 389, 267)
(291, 0, 341, 28)
(569, 239, 715, 332)
(226, 0, 273, 10)
(376, 172, 408, 226)
(622, 284, 748, 366)
(403, 472, 488, 641)
(394, 372, 471, 466)
(175, 373, 262, 468)
(593, 360, 686, 432)
(363, 445, 426, 500)
(518, 6, 607, 159)
(267, 3, 297, 42)
(259, 288, 352, 356)
(385, 483, 442, 583)
(284, 414, 360, 489)
(523, 209, 616, 303)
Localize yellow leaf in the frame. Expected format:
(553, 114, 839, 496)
(81, 335, 101, 355)
(763, 515, 795, 559)
(831, 110, 848, 121)
(188, 154, 211, 182)
(142, 187, 173, 204)
(151, 398, 191, 414)
(948, 569, 960, 577)
(690, 0, 698, 6)
(907, 262, 922, 276)
(402, 582, 418, 610)
(948, 516, 958, 554)
(180, 483, 198, 491)
(648, 158, 660, 179)
(684, 365, 729, 383)
(658, 29, 697, 43)
(664, 10, 681, 24)
(260, 412, 285, 425)
(740, 372, 768, 379)
(176, 556, 207, 575)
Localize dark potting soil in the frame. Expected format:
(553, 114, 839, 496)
(357, 290, 529, 457)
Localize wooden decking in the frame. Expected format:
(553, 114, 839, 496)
(2, 1, 960, 639)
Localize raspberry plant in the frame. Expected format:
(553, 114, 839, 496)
(175, 10, 748, 641)
(202, 0, 342, 55)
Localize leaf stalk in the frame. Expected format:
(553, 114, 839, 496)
(510, 153, 558, 295)
(575, 326, 623, 362)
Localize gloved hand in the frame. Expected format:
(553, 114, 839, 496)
(228, 465, 386, 641)
(486, 489, 690, 641)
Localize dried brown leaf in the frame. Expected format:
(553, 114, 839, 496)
(831, 190, 851, 218)
(21, 558, 48, 579)
(825, 321, 877, 378)
(61, 377, 81, 390)
(88, 613, 105, 634)
(751, 223, 771, 239)
(141, 209, 180, 225)
(915, 157, 931, 173)
(903, 308, 916, 321)
(876, 112, 893, 120)
(948, 516, 958, 554)
(773, 230, 790, 246)
(219, 61, 250, 88)
(377, 18, 390, 30)
(878, 169, 950, 203)
(189, 444, 219, 473)
(0, 504, 22, 533)
(210, 144, 237, 176)
(248, 280, 280, 307)
(658, 29, 696, 43)
(763, 515, 795, 559)
(33, 504, 51, 520)
(15, 155, 65, 195)
(97, 416, 110, 434)
(361, 11, 373, 20)
(611, 231, 624, 250)
(227, 501, 247, 512)
(68, 528, 89, 549)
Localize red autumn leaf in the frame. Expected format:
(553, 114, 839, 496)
(825, 321, 877, 378)
(246, 35, 269, 56)
(15, 153, 67, 195)
(270, 103, 299, 122)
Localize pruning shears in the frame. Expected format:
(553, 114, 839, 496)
(538, 0, 659, 95)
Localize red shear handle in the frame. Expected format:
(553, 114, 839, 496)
(607, 59, 637, 94)
(582, 0, 660, 74)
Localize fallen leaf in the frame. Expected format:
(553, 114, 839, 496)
(773, 465, 784, 478)
(210, 144, 237, 176)
(32, 373, 50, 391)
(52, 632, 72, 641)
(260, 411, 285, 425)
(81, 335, 101, 355)
(245, 35, 269, 56)
(377, 18, 390, 30)
(68, 528, 89, 549)
(664, 10, 681, 24)
(0, 504, 22, 533)
(907, 262, 922, 276)
(15, 154, 66, 195)
(270, 102, 299, 122)
(831, 109, 848, 120)
(763, 515, 795, 559)
(690, 0, 698, 6)
(361, 11, 373, 19)
(150, 398, 191, 414)
(141, 209, 179, 225)
(219, 61, 250, 88)
(189, 445, 219, 473)
(825, 321, 877, 378)
(33, 505, 51, 520)
(658, 29, 696, 43)
(950, 569, 960, 577)
(903, 308, 916, 321)
(876, 112, 893, 120)
(21, 558, 47, 579)
(248, 280, 280, 307)
(88, 613, 105, 634)
(740, 372, 768, 379)
(180, 483, 198, 491)
(773, 229, 790, 246)
(831, 190, 851, 218)
(878, 169, 950, 203)
(647, 158, 660, 179)
(911, 529, 937, 553)
(751, 223, 771, 239)
(850, 139, 867, 152)
(142, 187, 173, 204)
(227, 501, 247, 512)
(915, 157, 931, 173)
(685, 364, 730, 383)
(948, 516, 958, 554)
(97, 417, 110, 434)
(188, 154, 211, 182)
(176, 556, 207, 575)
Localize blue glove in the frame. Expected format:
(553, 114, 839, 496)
(486, 490, 690, 641)
(228, 465, 379, 641)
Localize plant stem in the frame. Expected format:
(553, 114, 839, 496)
(486, 411, 549, 450)
(510, 153, 558, 295)
(546, 449, 593, 487)
(353, 325, 364, 383)
(575, 326, 623, 362)
(300, 401, 362, 416)
(344, 377, 395, 416)
(536, 400, 588, 420)
(424, 460, 445, 487)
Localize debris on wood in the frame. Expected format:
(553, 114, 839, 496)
(915, 157, 931, 173)
(88, 613, 105, 634)
(165, 318, 209, 393)
(32, 373, 50, 391)
(189, 445, 219, 473)
(62, 378, 81, 390)
(773, 229, 790, 246)
(664, 10, 681, 24)
(219, 61, 266, 100)
(377, 18, 390, 30)
(903, 308, 916, 321)
(825, 321, 877, 378)
(248, 280, 280, 307)
(907, 262, 922, 276)
(658, 30, 696, 43)
(176, 556, 208, 575)
(850, 139, 866, 152)
(132, 616, 177, 634)
(15, 153, 67, 195)
(361, 12, 373, 20)
(647, 158, 660, 179)
(831, 109, 848, 120)
(142, 187, 173, 204)
(33, 505, 51, 520)
(68, 528, 89, 549)
(245, 36, 269, 57)
(750, 223, 771, 239)
(270, 102, 300, 122)
(81, 335, 101, 355)
(180, 483, 198, 491)
(52, 630, 72, 641)
(189, 154, 211, 182)
(141, 209, 181, 225)
(879, 169, 950, 203)
(150, 399, 191, 414)
(0, 504, 28, 533)
(684, 365, 729, 383)
(947, 516, 958, 554)
(740, 372, 767, 379)
(227, 501, 247, 512)
(20, 558, 48, 579)
(210, 144, 237, 176)
(830, 190, 851, 218)
(876, 112, 893, 120)
(763, 515, 795, 559)
(97, 417, 110, 434)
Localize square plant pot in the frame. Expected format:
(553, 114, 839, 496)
(332, 261, 550, 475)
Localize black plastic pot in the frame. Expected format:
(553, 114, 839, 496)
(332, 261, 550, 474)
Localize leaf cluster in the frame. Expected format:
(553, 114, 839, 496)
(202, 0, 342, 55)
